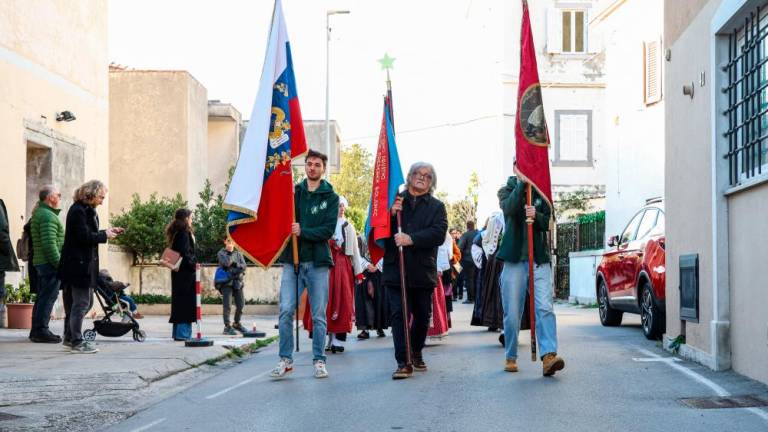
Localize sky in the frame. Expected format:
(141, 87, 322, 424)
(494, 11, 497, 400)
(109, 0, 507, 221)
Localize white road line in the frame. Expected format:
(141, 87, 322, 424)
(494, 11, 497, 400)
(205, 370, 271, 400)
(130, 418, 166, 432)
(636, 348, 768, 424)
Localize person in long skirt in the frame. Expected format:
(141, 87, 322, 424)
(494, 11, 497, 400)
(473, 212, 505, 331)
(355, 236, 389, 339)
(303, 197, 362, 353)
(162, 208, 197, 341)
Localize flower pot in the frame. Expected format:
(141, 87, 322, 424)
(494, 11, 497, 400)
(6, 303, 33, 329)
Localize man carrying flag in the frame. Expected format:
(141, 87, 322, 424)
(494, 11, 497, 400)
(222, 0, 337, 379)
(497, 0, 564, 377)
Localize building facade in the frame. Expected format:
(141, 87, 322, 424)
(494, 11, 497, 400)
(0, 0, 109, 286)
(665, 0, 768, 386)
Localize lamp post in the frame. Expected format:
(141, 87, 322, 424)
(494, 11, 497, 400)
(326, 9, 350, 176)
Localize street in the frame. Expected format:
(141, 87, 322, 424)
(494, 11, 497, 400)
(107, 303, 768, 432)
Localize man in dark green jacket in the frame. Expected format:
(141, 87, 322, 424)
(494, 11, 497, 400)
(497, 176, 564, 377)
(271, 150, 339, 380)
(29, 186, 65, 343)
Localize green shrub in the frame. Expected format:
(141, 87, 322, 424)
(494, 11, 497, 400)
(4, 280, 36, 304)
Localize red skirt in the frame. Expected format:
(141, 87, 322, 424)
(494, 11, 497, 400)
(303, 241, 355, 334)
(428, 276, 449, 337)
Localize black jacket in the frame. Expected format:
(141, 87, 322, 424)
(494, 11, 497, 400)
(0, 199, 19, 272)
(58, 201, 107, 288)
(457, 229, 478, 265)
(170, 230, 197, 323)
(382, 191, 448, 290)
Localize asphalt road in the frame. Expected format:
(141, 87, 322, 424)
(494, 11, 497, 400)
(107, 303, 768, 432)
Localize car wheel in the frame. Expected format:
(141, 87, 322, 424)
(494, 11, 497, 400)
(598, 280, 623, 326)
(640, 281, 664, 340)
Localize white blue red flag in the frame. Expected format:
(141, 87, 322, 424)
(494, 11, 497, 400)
(364, 95, 404, 263)
(224, 0, 307, 267)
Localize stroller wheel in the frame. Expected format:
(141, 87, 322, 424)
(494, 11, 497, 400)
(132, 330, 146, 343)
(84, 329, 97, 342)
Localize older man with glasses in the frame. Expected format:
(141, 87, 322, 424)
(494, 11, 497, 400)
(383, 162, 448, 379)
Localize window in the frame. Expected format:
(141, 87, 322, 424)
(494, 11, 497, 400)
(547, 7, 591, 54)
(644, 39, 662, 105)
(554, 110, 592, 166)
(620, 210, 644, 245)
(635, 209, 659, 240)
(723, 8, 768, 186)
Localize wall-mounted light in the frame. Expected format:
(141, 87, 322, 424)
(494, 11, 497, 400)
(55, 111, 76, 122)
(682, 82, 695, 99)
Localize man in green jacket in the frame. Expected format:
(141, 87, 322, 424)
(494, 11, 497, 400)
(497, 176, 564, 376)
(29, 185, 65, 343)
(271, 149, 339, 380)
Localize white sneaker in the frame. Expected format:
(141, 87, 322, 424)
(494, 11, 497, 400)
(313, 360, 328, 379)
(269, 358, 293, 379)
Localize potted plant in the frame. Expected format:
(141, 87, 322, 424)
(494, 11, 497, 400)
(5, 280, 36, 329)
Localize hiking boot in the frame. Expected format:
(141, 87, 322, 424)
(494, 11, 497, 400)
(412, 353, 427, 372)
(71, 341, 99, 354)
(392, 365, 413, 380)
(31, 330, 62, 344)
(313, 360, 329, 379)
(357, 330, 370, 340)
(223, 326, 237, 336)
(504, 359, 518, 372)
(269, 358, 293, 379)
(542, 353, 565, 377)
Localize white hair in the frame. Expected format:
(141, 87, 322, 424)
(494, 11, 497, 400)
(406, 162, 437, 194)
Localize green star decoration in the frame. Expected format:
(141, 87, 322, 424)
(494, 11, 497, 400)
(378, 53, 395, 70)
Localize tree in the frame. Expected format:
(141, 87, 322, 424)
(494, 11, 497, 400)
(554, 187, 603, 221)
(330, 143, 374, 212)
(193, 179, 228, 264)
(446, 198, 476, 232)
(466, 171, 481, 219)
(110, 193, 187, 294)
(345, 206, 365, 233)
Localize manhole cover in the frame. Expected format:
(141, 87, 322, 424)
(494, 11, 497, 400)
(680, 395, 768, 409)
(0, 412, 23, 421)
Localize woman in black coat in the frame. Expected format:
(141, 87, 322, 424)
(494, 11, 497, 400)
(58, 180, 122, 353)
(162, 208, 197, 341)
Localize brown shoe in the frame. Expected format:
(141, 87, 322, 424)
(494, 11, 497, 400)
(412, 352, 427, 372)
(392, 365, 414, 380)
(542, 353, 565, 376)
(504, 359, 518, 372)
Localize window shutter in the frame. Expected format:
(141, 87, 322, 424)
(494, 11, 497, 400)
(546, 8, 562, 54)
(644, 39, 662, 105)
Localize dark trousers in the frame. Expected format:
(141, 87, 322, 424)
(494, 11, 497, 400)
(220, 283, 244, 326)
(460, 264, 476, 301)
(63, 284, 93, 345)
(386, 285, 433, 367)
(31, 264, 60, 335)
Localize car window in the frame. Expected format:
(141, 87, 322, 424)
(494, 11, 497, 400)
(636, 209, 659, 240)
(648, 210, 665, 236)
(620, 210, 644, 244)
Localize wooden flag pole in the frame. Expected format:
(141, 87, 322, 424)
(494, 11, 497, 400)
(526, 183, 537, 362)
(396, 211, 413, 367)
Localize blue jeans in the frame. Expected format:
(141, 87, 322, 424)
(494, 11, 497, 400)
(119, 294, 137, 312)
(32, 264, 61, 334)
(278, 263, 329, 362)
(500, 261, 557, 360)
(173, 323, 192, 340)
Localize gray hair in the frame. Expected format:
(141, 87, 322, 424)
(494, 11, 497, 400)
(406, 162, 437, 194)
(39, 184, 58, 201)
(73, 179, 106, 204)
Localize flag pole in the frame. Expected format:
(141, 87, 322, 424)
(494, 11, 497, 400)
(292, 231, 300, 352)
(526, 183, 537, 362)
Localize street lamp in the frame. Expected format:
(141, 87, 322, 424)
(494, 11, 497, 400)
(326, 9, 350, 176)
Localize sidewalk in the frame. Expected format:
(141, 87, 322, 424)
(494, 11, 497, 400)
(0, 314, 279, 431)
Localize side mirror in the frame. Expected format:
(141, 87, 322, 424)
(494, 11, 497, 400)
(607, 235, 619, 247)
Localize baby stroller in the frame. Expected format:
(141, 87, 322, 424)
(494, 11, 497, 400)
(83, 270, 146, 343)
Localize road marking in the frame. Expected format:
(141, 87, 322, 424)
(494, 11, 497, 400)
(205, 370, 271, 400)
(632, 357, 681, 363)
(130, 418, 166, 432)
(637, 348, 768, 423)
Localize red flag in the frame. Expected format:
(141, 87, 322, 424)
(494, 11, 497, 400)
(514, 0, 553, 211)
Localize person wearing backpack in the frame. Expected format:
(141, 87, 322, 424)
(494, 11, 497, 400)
(0, 198, 20, 323)
(215, 237, 247, 335)
(29, 186, 65, 343)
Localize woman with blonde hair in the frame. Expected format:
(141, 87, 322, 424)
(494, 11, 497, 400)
(162, 208, 197, 341)
(58, 180, 123, 353)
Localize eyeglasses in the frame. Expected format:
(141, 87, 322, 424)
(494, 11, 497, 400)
(414, 172, 433, 181)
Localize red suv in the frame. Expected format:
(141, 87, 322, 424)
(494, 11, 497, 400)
(595, 199, 666, 339)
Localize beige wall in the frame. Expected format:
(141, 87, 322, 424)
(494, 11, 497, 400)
(664, 0, 718, 361)
(0, 1, 109, 285)
(109, 70, 208, 216)
(728, 182, 768, 384)
(665, 0, 712, 46)
(207, 103, 241, 195)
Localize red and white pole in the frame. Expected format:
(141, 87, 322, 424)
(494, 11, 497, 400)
(195, 264, 203, 340)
